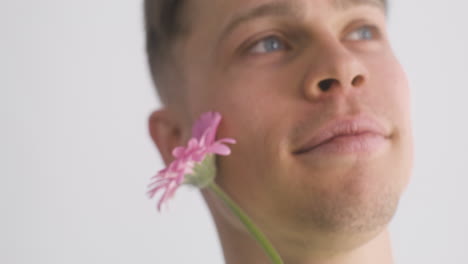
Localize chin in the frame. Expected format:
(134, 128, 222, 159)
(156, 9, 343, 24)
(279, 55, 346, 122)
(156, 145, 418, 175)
(311, 177, 400, 235)
(282, 155, 409, 239)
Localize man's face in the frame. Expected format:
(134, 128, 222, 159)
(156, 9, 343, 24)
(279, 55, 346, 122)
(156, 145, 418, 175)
(175, 0, 412, 243)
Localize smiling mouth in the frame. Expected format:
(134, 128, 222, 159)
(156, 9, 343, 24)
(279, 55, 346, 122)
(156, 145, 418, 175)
(292, 116, 391, 156)
(293, 132, 388, 155)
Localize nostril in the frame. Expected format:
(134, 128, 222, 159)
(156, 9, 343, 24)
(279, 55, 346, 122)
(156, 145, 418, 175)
(351, 75, 364, 86)
(318, 78, 336, 92)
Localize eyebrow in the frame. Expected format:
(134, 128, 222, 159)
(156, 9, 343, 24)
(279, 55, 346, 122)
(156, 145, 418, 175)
(219, 0, 385, 42)
(333, 0, 385, 11)
(219, 1, 301, 42)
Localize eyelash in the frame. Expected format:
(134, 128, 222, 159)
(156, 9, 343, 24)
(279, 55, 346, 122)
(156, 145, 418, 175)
(247, 35, 290, 54)
(243, 24, 380, 55)
(241, 33, 290, 56)
(344, 24, 380, 41)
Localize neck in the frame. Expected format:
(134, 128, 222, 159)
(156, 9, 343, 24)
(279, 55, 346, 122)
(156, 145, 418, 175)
(204, 192, 394, 264)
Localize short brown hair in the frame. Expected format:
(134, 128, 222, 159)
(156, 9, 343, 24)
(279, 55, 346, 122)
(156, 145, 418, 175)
(144, 0, 188, 104)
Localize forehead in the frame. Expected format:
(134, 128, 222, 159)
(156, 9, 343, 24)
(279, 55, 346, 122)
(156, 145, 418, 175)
(332, 0, 385, 10)
(192, 0, 385, 17)
(187, 0, 385, 37)
(218, 0, 384, 37)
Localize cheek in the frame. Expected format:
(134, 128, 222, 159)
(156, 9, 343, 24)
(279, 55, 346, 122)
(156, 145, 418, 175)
(366, 52, 411, 125)
(213, 98, 284, 212)
(209, 68, 297, 195)
(219, 91, 288, 168)
(209, 62, 298, 147)
(368, 54, 414, 182)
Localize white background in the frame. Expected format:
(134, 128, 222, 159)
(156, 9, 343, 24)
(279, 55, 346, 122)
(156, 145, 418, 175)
(1, 0, 467, 263)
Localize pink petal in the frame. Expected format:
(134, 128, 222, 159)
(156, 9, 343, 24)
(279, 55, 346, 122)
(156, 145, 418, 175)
(192, 112, 221, 142)
(157, 187, 171, 211)
(207, 143, 231, 155)
(147, 178, 169, 189)
(168, 159, 190, 175)
(217, 138, 236, 144)
(166, 183, 179, 198)
(187, 138, 199, 149)
(152, 177, 183, 211)
(172, 146, 186, 158)
(200, 124, 219, 146)
(147, 181, 169, 198)
(206, 138, 236, 155)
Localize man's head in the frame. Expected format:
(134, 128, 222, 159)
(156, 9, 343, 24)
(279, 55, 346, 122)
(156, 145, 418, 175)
(146, 0, 412, 256)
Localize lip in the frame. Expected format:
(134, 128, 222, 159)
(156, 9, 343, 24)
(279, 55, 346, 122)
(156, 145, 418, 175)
(293, 116, 390, 155)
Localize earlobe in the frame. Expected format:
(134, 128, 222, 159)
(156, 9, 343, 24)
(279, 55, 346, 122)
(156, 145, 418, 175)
(148, 108, 184, 166)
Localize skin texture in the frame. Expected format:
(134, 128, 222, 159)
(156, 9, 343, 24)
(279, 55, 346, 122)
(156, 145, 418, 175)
(148, 0, 413, 263)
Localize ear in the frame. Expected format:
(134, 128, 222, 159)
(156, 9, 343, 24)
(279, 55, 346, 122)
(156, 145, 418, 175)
(148, 108, 185, 166)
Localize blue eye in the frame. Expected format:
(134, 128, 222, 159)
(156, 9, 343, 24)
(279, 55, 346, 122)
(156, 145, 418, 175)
(249, 36, 287, 54)
(346, 25, 377, 41)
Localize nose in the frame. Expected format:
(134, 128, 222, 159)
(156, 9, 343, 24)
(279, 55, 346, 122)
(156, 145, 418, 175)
(302, 39, 368, 101)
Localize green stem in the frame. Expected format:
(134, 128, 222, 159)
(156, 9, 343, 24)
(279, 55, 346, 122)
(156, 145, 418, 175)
(208, 182, 284, 264)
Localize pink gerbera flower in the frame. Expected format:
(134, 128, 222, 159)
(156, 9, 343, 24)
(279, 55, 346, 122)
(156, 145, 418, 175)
(148, 111, 236, 210)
